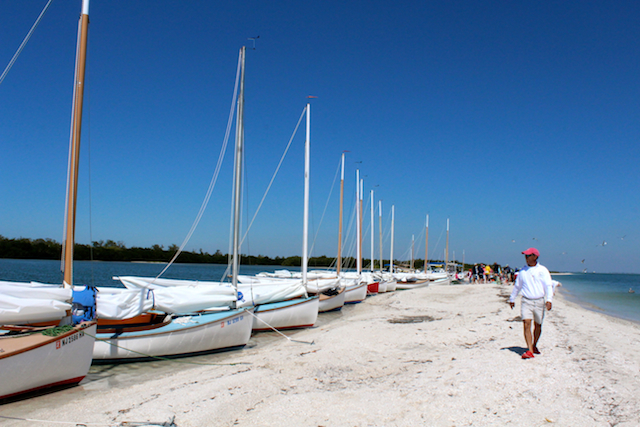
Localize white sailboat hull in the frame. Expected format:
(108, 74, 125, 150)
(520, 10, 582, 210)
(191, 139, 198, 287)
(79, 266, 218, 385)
(0, 322, 96, 400)
(383, 280, 397, 292)
(318, 289, 346, 313)
(344, 282, 368, 304)
(252, 296, 319, 331)
(93, 309, 252, 362)
(395, 277, 451, 290)
(377, 281, 388, 293)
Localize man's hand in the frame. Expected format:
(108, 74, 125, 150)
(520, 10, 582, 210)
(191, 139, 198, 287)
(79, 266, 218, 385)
(546, 301, 552, 311)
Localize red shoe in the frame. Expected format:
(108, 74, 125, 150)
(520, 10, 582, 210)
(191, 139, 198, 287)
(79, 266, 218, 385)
(521, 350, 535, 359)
(533, 346, 541, 354)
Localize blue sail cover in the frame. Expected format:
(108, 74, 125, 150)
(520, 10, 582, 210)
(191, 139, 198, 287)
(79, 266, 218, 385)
(72, 286, 97, 324)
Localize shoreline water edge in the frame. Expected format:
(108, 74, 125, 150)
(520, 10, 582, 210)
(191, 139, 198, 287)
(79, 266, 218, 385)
(2, 281, 639, 426)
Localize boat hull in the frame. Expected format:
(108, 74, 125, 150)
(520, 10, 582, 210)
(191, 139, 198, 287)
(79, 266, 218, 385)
(93, 308, 252, 362)
(252, 296, 319, 331)
(395, 277, 450, 290)
(344, 282, 368, 304)
(318, 289, 346, 313)
(0, 321, 97, 400)
(383, 280, 397, 292)
(367, 282, 379, 295)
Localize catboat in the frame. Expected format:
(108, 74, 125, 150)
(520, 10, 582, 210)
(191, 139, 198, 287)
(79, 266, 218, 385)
(0, 0, 96, 400)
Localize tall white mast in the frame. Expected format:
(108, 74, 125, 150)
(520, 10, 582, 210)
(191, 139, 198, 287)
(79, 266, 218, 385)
(302, 103, 310, 285)
(390, 205, 395, 273)
(370, 190, 374, 272)
(231, 46, 246, 303)
(378, 200, 382, 272)
(337, 153, 345, 275)
(62, 0, 90, 289)
(356, 169, 361, 274)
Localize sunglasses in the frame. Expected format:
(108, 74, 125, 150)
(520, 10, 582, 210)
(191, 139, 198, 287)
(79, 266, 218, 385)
(525, 254, 536, 257)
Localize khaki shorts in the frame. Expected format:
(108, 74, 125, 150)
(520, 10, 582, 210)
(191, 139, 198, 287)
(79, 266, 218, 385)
(521, 297, 545, 324)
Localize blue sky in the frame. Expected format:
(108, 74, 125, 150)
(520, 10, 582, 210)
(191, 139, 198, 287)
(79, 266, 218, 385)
(1, 1, 639, 273)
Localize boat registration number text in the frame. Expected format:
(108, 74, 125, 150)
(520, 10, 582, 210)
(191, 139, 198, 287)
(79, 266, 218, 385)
(55, 331, 84, 349)
(222, 315, 243, 328)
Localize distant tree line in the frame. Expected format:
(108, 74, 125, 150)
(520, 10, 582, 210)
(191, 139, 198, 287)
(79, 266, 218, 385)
(0, 235, 349, 267)
(0, 235, 478, 269)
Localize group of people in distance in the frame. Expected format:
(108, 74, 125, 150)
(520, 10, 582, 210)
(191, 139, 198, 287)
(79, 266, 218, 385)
(470, 262, 515, 284)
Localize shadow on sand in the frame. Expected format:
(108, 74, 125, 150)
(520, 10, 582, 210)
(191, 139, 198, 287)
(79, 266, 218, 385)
(500, 346, 528, 356)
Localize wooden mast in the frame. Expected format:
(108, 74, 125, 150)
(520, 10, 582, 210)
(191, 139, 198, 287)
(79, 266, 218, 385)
(424, 214, 429, 274)
(411, 234, 414, 270)
(62, 0, 90, 288)
(445, 218, 450, 267)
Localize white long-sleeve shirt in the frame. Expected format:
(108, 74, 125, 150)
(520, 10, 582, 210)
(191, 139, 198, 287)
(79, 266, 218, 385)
(509, 263, 554, 303)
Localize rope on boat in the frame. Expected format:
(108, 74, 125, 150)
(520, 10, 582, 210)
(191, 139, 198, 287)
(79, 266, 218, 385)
(0, 0, 54, 86)
(247, 310, 314, 345)
(0, 415, 114, 426)
(0, 414, 176, 427)
(309, 157, 341, 257)
(151, 53, 242, 283)
(238, 106, 307, 248)
(84, 331, 251, 366)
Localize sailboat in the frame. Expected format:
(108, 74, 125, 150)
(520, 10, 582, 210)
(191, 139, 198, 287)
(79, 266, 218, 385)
(107, 49, 316, 340)
(373, 200, 397, 292)
(342, 168, 368, 303)
(247, 101, 318, 331)
(0, 0, 96, 399)
(91, 47, 254, 362)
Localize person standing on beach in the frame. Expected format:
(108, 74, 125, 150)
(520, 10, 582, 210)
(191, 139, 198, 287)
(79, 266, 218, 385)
(508, 248, 554, 359)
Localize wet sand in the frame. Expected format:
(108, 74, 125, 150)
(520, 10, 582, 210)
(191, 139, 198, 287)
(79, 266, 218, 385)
(2, 282, 640, 426)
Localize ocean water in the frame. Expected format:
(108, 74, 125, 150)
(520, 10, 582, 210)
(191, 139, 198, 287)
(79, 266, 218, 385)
(0, 258, 299, 288)
(551, 273, 640, 324)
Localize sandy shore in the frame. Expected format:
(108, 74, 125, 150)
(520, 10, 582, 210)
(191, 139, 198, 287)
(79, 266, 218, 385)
(3, 282, 640, 426)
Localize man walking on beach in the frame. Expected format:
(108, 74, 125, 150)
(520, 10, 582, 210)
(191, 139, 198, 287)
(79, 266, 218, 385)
(509, 248, 553, 359)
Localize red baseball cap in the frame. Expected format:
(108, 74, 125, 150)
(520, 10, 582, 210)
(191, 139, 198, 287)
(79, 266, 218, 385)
(522, 248, 540, 256)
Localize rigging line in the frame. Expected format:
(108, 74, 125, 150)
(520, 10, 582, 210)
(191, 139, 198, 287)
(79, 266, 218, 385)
(242, 141, 250, 262)
(154, 54, 242, 282)
(342, 190, 359, 268)
(0, 0, 54, 86)
(0, 415, 114, 426)
(238, 106, 307, 247)
(247, 309, 314, 345)
(309, 157, 341, 256)
(86, 71, 96, 287)
(431, 227, 445, 260)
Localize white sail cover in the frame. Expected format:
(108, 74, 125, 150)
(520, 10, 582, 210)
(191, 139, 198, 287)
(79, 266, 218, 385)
(237, 274, 341, 294)
(0, 281, 72, 324)
(93, 287, 155, 320)
(114, 277, 237, 314)
(115, 276, 306, 308)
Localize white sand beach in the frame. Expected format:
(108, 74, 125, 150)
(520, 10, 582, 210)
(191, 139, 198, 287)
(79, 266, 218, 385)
(2, 282, 640, 426)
